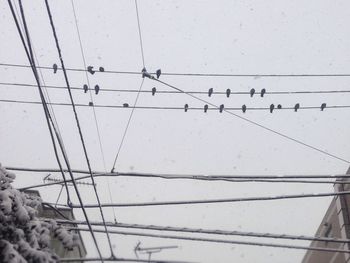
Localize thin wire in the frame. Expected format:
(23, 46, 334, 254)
(44, 0, 115, 257)
(60, 257, 191, 263)
(134, 0, 145, 68)
(55, 219, 350, 244)
(12, 0, 103, 259)
(151, 78, 350, 164)
(2, 98, 350, 111)
(7, 166, 350, 179)
(2, 62, 350, 78)
(2, 81, 350, 96)
(71, 227, 350, 255)
(70, 0, 117, 225)
(11, 0, 70, 206)
(111, 79, 145, 172)
(59, 190, 350, 208)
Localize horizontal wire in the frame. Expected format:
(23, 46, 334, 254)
(48, 190, 350, 208)
(60, 257, 190, 263)
(69, 227, 350, 254)
(2, 62, 350, 77)
(1, 98, 350, 111)
(8, 166, 350, 181)
(51, 218, 350, 244)
(1, 81, 350, 96)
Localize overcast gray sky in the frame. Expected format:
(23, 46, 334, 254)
(1, 0, 350, 262)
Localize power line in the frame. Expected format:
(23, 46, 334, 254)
(52, 190, 350, 208)
(69, 0, 118, 228)
(2, 81, 350, 96)
(148, 77, 350, 164)
(2, 98, 350, 112)
(2, 62, 350, 78)
(53, 218, 350, 244)
(71, 227, 350, 255)
(60, 257, 190, 263)
(134, 0, 145, 68)
(8, 0, 103, 259)
(7, 167, 350, 190)
(44, 0, 115, 258)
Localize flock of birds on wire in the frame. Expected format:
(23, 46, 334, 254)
(52, 63, 328, 114)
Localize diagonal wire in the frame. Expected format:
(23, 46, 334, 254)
(111, 0, 147, 172)
(9, 0, 103, 259)
(69, 0, 118, 225)
(44, 0, 115, 257)
(149, 77, 350, 164)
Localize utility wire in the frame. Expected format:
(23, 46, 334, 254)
(110, 0, 147, 172)
(55, 190, 350, 208)
(149, 77, 350, 164)
(69, 0, 117, 226)
(44, 0, 115, 258)
(55, 219, 350, 244)
(61, 257, 191, 263)
(71, 227, 350, 255)
(12, 0, 70, 206)
(8, 0, 103, 259)
(2, 81, 350, 96)
(2, 62, 350, 78)
(2, 98, 350, 111)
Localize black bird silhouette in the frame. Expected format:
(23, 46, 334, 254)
(99, 67, 105, 72)
(219, 104, 224, 113)
(260, 88, 266, 97)
(250, 88, 255, 97)
(204, 104, 208, 113)
(184, 104, 189, 112)
(53, 63, 58, 74)
(277, 104, 282, 109)
(151, 87, 156, 96)
(94, 85, 100, 95)
(242, 104, 247, 113)
(294, 103, 300, 112)
(142, 67, 152, 79)
(320, 103, 327, 111)
(83, 84, 88, 93)
(270, 104, 275, 113)
(156, 69, 161, 79)
(226, 89, 231, 98)
(123, 103, 129, 107)
(87, 66, 95, 75)
(89, 102, 94, 106)
(208, 88, 213, 97)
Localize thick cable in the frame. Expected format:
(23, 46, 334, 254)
(44, 0, 115, 257)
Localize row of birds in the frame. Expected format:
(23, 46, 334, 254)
(184, 103, 327, 113)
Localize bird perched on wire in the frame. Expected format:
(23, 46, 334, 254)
(83, 84, 88, 93)
(123, 103, 129, 107)
(156, 69, 161, 79)
(277, 104, 282, 109)
(320, 103, 326, 111)
(270, 104, 275, 113)
(151, 87, 156, 96)
(219, 104, 224, 113)
(142, 67, 153, 79)
(99, 67, 105, 72)
(94, 85, 100, 95)
(53, 63, 58, 74)
(204, 104, 208, 113)
(226, 89, 231, 98)
(242, 104, 247, 113)
(250, 88, 255, 97)
(260, 88, 266, 97)
(184, 104, 189, 112)
(87, 66, 95, 75)
(294, 103, 300, 112)
(208, 88, 213, 97)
